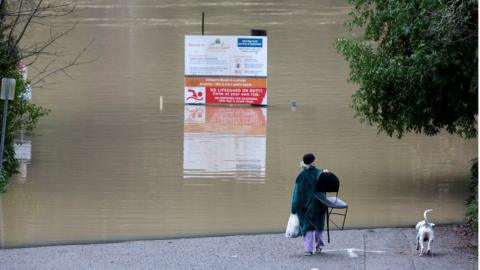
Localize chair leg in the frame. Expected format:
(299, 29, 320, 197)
(341, 207, 348, 230)
(327, 212, 330, 243)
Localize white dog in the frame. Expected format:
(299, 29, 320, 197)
(416, 209, 435, 256)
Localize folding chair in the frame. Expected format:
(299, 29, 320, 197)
(314, 172, 348, 243)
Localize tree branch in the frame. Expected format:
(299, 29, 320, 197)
(8, 0, 24, 40)
(3, 1, 75, 17)
(14, 0, 44, 47)
(30, 39, 96, 86)
(20, 22, 78, 60)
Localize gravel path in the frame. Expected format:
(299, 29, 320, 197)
(0, 225, 477, 270)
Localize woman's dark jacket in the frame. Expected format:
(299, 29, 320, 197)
(291, 166, 327, 236)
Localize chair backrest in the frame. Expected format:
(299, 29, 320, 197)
(315, 172, 339, 193)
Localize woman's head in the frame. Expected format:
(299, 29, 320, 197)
(301, 153, 315, 167)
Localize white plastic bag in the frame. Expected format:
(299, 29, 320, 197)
(285, 213, 300, 238)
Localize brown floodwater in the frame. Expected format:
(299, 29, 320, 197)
(0, 0, 476, 248)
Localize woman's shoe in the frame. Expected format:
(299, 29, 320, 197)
(304, 251, 313, 256)
(315, 247, 322, 254)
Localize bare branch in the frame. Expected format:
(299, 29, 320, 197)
(22, 49, 56, 57)
(61, 69, 73, 80)
(20, 22, 78, 60)
(34, 58, 56, 78)
(24, 50, 41, 66)
(14, 0, 44, 47)
(30, 81, 60, 89)
(8, 0, 23, 39)
(3, 1, 75, 17)
(2, 0, 91, 88)
(30, 39, 96, 86)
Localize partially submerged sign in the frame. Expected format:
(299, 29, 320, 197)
(185, 35, 268, 105)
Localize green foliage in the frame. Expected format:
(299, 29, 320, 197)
(0, 71, 50, 192)
(9, 73, 51, 134)
(0, 30, 50, 192)
(335, 0, 477, 138)
(0, 36, 20, 73)
(466, 158, 478, 227)
(467, 198, 477, 228)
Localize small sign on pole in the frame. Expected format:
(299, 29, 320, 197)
(1, 79, 15, 100)
(0, 78, 15, 173)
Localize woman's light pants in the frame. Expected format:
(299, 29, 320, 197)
(304, 230, 324, 252)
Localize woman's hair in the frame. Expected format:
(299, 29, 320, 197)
(302, 153, 315, 165)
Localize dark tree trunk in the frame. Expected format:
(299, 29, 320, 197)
(0, 0, 6, 22)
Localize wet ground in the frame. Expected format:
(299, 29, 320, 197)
(0, 224, 476, 270)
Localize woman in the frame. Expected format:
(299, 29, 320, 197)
(291, 153, 328, 256)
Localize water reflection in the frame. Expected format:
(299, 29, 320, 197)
(183, 105, 267, 183)
(13, 131, 31, 183)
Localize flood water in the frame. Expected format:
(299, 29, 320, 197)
(0, 0, 476, 248)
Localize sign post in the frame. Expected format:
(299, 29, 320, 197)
(0, 78, 15, 173)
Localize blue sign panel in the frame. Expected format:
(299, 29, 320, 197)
(238, 38, 263, 48)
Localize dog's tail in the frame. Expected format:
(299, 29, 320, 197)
(423, 209, 433, 225)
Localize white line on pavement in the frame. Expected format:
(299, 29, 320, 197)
(321, 248, 386, 258)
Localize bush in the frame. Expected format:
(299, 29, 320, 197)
(0, 72, 49, 192)
(466, 158, 478, 228)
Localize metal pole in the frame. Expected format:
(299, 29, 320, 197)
(0, 193, 4, 248)
(0, 87, 9, 173)
(202, 12, 205, 35)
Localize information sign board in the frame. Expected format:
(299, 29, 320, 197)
(185, 35, 268, 105)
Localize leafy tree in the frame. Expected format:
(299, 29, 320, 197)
(0, 0, 86, 191)
(335, 0, 477, 139)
